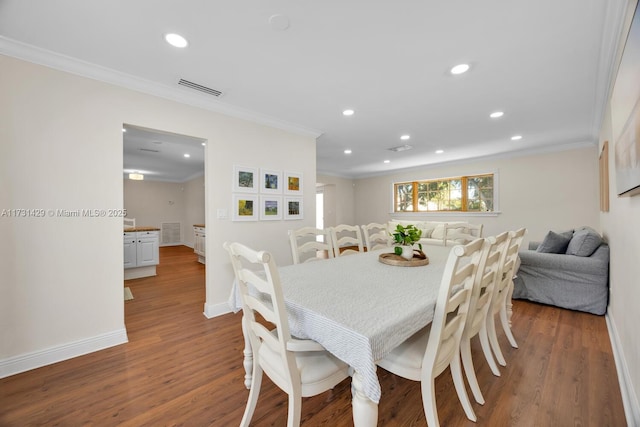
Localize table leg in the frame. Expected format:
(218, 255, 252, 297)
(241, 315, 253, 389)
(351, 371, 378, 427)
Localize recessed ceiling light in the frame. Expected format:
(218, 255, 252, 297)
(490, 111, 504, 118)
(184, 153, 190, 158)
(165, 33, 188, 48)
(201, 142, 206, 146)
(122, 128, 126, 132)
(400, 134, 411, 140)
(342, 109, 355, 116)
(435, 150, 444, 154)
(450, 63, 470, 75)
(344, 149, 352, 154)
(511, 135, 523, 141)
(383, 160, 390, 164)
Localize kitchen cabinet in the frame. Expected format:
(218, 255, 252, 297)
(123, 232, 137, 268)
(124, 230, 159, 279)
(193, 225, 205, 264)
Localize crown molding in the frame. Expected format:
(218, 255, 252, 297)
(0, 36, 323, 139)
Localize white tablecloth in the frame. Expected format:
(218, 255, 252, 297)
(228, 246, 453, 403)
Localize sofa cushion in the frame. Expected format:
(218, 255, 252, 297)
(566, 227, 602, 257)
(431, 224, 446, 239)
(536, 230, 571, 254)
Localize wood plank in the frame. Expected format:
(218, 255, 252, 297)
(0, 246, 627, 426)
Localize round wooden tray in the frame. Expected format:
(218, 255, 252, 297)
(379, 251, 430, 267)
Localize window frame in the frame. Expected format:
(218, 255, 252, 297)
(390, 171, 500, 216)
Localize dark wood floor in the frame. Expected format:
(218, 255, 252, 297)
(0, 246, 626, 426)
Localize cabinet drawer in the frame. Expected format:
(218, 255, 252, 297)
(136, 231, 159, 238)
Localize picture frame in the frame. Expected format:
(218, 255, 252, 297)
(284, 171, 303, 195)
(284, 196, 303, 220)
(612, 3, 640, 197)
(233, 165, 258, 193)
(260, 168, 282, 194)
(232, 194, 258, 221)
(260, 196, 282, 220)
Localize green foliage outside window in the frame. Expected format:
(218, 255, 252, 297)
(394, 174, 493, 213)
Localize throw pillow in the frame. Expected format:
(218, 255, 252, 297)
(566, 227, 602, 257)
(420, 225, 435, 238)
(536, 230, 571, 254)
(431, 224, 445, 239)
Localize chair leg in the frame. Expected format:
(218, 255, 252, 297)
(421, 378, 440, 427)
(500, 282, 519, 348)
(487, 312, 506, 367)
(450, 352, 477, 422)
(240, 365, 263, 427)
(479, 324, 501, 377)
(286, 393, 302, 427)
(460, 337, 485, 405)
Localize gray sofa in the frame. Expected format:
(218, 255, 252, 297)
(513, 227, 610, 315)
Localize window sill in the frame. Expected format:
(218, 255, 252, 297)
(389, 211, 501, 218)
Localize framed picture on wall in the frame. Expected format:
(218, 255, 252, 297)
(284, 196, 303, 220)
(232, 194, 258, 221)
(260, 168, 282, 194)
(284, 171, 303, 195)
(260, 196, 282, 220)
(233, 165, 258, 193)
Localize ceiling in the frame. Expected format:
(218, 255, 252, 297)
(0, 0, 628, 178)
(123, 125, 205, 183)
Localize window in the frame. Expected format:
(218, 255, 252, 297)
(394, 174, 494, 213)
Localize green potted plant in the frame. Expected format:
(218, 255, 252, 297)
(392, 224, 423, 260)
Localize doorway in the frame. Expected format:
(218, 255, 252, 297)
(122, 124, 207, 303)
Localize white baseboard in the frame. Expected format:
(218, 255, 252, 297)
(0, 328, 128, 379)
(606, 313, 640, 427)
(203, 301, 232, 319)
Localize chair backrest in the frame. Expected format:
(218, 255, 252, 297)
(491, 228, 527, 311)
(464, 232, 510, 337)
(123, 217, 136, 229)
(223, 242, 298, 393)
(424, 238, 491, 378)
(288, 227, 334, 264)
(329, 224, 364, 257)
(361, 222, 391, 251)
(503, 228, 526, 283)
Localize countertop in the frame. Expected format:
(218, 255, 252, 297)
(124, 227, 161, 232)
(193, 224, 205, 228)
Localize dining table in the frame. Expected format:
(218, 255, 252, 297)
(228, 244, 455, 427)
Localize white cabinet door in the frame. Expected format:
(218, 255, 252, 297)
(136, 232, 159, 267)
(194, 227, 205, 256)
(123, 233, 137, 268)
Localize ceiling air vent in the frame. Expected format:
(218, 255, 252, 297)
(139, 148, 160, 153)
(178, 79, 223, 97)
(388, 144, 413, 152)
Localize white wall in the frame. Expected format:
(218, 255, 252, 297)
(183, 175, 206, 248)
(599, 1, 640, 421)
(123, 175, 205, 248)
(316, 174, 356, 227)
(353, 146, 600, 247)
(0, 55, 316, 376)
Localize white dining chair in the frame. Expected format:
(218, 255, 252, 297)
(288, 227, 334, 264)
(377, 238, 491, 426)
(329, 224, 364, 257)
(224, 242, 349, 427)
(361, 222, 391, 251)
(459, 231, 510, 405)
(486, 227, 527, 367)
